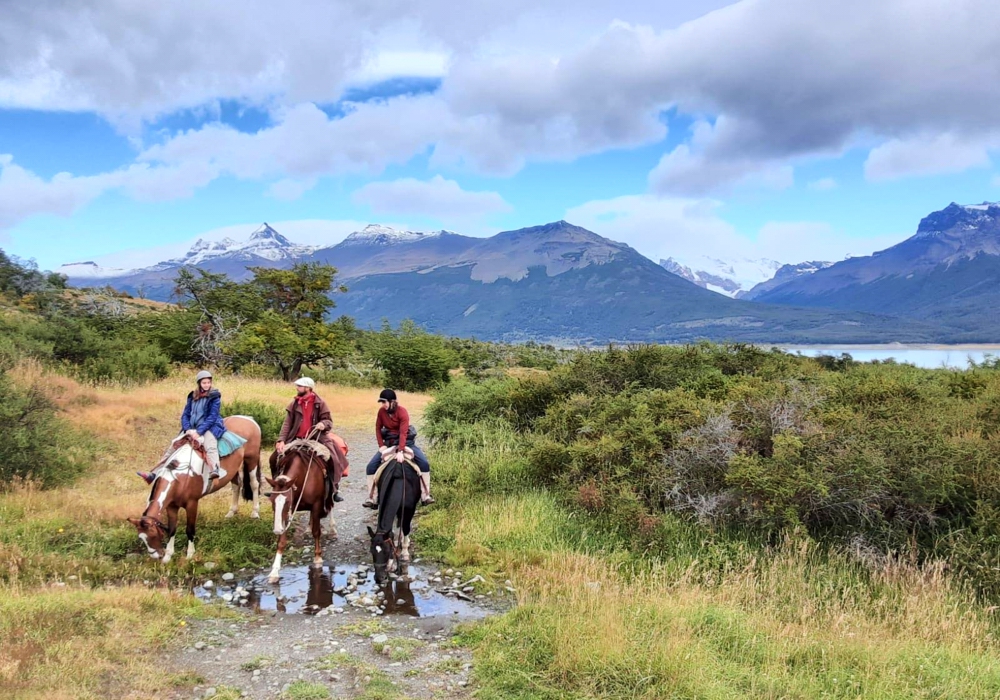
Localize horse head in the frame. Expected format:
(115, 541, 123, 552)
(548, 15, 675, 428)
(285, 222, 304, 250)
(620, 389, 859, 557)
(266, 449, 306, 535)
(127, 515, 169, 559)
(368, 525, 398, 583)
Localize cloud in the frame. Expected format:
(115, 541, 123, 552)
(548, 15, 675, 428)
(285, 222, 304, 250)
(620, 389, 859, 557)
(567, 194, 907, 264)
(266, 178, 318, 201)
(352, 176, 510, 222)
(0, 155, 119, 228)
(5, 0, 1000, 221)
(864, 133, 995, 182)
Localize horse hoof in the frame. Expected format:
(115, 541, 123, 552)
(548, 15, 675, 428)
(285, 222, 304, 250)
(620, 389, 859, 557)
(251, 512, 260, 520)
(224, 511, 236, 519)
(268, 575, 279, 584)
(311, 559, 323, 570)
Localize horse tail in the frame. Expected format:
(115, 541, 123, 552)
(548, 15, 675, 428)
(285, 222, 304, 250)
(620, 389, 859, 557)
(241, 459, 254, 501)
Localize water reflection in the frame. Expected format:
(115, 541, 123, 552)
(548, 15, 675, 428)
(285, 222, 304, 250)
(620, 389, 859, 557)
(193, 562, 489, 620)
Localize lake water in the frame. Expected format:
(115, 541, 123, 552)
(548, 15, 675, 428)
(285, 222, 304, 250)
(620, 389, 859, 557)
(775, 346, 1000, 369)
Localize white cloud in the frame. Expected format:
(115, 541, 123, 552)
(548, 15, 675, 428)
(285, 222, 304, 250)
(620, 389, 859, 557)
(808, 177, 837, 191)
(266, 178, 318, 201)
(4, 0, 1000, 225)
(0, 156, 119, 228)
(864, 133, 995, 182)
(352, 176, 510, 222)
(567, 194, 907, 265)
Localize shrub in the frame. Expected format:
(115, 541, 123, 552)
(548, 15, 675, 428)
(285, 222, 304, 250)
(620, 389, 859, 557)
(0, 373, 94, 489)
(222, 398, 285, 443)
(79, 344, 171, 385)
(366, 321, 456, 392)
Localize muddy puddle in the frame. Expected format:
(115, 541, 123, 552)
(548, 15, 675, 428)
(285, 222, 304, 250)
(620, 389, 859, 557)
(193, 563, 492, 619)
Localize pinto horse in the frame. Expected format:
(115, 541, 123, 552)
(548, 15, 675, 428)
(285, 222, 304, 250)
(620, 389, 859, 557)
(368, 450, 423, 584)
(265, 439, 346, 583)
(128, 415, 262, 563)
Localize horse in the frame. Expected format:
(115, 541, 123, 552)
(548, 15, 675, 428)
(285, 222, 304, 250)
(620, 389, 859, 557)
(128, 415, 262, 563)
(265, 439, 346, 583)
(367, 449, 422, 584)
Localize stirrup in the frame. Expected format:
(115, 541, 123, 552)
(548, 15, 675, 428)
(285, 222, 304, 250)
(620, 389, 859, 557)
(333, 492, 344, 503)
(362, 499, 378, 510)
(421, 495, 436, 505)
(208, 468, 221, 480)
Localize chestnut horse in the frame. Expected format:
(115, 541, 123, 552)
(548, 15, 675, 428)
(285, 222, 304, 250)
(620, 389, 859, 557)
(265, 439, 346, 583)
(128, 416, 262, 562)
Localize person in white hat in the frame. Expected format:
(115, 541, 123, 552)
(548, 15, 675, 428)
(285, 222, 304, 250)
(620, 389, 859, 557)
(137, 370, 224, 483)
(275, 377, 344, 507)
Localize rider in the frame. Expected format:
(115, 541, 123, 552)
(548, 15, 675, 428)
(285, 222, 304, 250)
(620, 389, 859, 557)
(137, 370, 224, 484)
(362, 389, 434, 509)
(275, 377, 344, 505)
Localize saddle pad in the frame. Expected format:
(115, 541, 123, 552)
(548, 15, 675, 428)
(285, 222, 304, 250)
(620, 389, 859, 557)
(218, 430, 247, 457)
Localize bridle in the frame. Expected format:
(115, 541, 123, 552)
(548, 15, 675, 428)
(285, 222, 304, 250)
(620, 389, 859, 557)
(271, 427, 322, 535)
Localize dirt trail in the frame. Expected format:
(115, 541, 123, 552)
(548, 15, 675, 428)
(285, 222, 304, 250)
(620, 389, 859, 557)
(168, 428, 500, 700)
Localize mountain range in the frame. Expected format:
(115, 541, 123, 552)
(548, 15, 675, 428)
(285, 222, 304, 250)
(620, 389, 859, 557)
(750, 202, 1000, 339)
(59, 204, 1000, 343)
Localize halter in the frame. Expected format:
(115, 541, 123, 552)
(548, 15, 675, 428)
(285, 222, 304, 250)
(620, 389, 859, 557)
(272, 427, 321, 535)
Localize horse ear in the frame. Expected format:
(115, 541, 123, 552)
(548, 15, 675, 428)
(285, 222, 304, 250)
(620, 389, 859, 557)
(127, 517, 141, 527)
(265, 477, 277, 488)
(367, 526, 376, 537)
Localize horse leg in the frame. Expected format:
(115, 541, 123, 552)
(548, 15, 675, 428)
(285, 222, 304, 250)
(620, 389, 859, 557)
(250, 465, 261, 519)
(269, 532, 287, 583)
(162, 507, 179, 564)
(185, 500, 199, 560)
(311, 507, 324, 570)
(226, 477, 240, 518)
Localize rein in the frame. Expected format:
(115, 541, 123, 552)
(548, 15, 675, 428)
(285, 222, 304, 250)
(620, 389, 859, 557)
(273, 427, 321, 535)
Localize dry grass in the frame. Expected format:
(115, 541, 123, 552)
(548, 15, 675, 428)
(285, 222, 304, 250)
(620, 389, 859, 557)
(434, 490, 1000, 698)
(0, 366, 431, 698)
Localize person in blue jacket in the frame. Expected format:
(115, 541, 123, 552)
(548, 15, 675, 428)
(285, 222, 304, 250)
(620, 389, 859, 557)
(138, 370, 225, 483)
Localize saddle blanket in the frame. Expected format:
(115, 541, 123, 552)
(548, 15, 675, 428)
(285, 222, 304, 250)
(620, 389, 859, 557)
(218, 430, 247, 457)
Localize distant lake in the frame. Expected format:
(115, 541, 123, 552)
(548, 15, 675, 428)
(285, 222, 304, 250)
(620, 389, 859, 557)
(775, 345, 1000, 369)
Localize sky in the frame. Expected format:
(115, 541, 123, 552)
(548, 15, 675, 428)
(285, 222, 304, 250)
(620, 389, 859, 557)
(3, 0, 1000, 272)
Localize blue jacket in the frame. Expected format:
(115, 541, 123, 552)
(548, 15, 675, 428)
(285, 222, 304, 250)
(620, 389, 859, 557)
(181, 388, 226, 439)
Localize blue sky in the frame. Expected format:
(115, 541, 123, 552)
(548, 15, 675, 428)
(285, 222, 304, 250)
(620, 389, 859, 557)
(2, 0, 999, 272)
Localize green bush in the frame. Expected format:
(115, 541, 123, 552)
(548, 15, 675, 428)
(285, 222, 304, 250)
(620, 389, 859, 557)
(79, 343, 171, 385)
(0, 373, 94, 489)
(366, 322, 456, 392)
(425, 343, 1000, 594)
(222, 399, 285, 443)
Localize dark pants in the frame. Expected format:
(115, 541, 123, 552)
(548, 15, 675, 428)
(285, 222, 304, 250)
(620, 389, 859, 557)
(366, 439, 430, 475)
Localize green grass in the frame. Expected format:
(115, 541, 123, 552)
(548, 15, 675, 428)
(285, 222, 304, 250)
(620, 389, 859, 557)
(0, 585, 226, 699)
(420, 433, 1000, 700)
(336, 619, 389, 637)
(310, 654, 403, 699)
(240, 655, 273, 672)
(372, 636, 425, 662)
(282, 680, 331, 699)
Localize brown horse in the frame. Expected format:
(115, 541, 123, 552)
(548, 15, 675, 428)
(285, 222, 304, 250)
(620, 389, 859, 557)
(128, 415, 262, 563)
(265, 440, 346, 583)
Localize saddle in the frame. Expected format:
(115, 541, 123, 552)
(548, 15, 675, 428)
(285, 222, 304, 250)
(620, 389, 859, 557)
(370, 446, 420, 497)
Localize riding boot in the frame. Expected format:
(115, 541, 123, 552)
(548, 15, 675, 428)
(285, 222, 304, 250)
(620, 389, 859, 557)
(362, 474, 378, 509)
(136, 471, 155, 485)
(420, 473, 435, 505)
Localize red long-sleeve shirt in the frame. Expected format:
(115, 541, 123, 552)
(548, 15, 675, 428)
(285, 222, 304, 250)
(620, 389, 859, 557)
(376, 405, 410, 448)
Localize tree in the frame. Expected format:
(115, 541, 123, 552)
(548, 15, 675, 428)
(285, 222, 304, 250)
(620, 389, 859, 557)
(367, 320, 456, 391)
(173, 263, 350, 379)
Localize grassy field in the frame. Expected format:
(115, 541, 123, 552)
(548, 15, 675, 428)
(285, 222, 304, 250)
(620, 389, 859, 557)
(418, 428, 1000, 699)
(0, 365, 428, 699)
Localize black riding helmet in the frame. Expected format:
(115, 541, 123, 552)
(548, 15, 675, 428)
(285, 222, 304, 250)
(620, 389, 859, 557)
(378, 389, 397, 402)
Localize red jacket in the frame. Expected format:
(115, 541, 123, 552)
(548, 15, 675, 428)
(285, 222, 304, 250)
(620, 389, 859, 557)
(376, 405, 410, 447)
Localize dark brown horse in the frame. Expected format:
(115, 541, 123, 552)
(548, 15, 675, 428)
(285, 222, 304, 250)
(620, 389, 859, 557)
(368, 449, 422, 584)
(128, 415, 262, 563)
(265, 440, 346, 583)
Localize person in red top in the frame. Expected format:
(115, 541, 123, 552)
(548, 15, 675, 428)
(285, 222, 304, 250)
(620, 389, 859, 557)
(275, 377, 345, 506)
(363, 389, 433, 508)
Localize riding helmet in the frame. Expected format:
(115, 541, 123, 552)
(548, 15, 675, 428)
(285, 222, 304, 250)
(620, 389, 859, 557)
(195, 370, 213, 382)
(379, 389, 397, 402)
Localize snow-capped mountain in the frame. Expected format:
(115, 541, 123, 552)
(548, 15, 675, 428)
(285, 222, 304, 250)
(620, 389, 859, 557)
(164, 223, 316, 266)
(660, 256, 784, 297)
(57, 261, 133, 279)
(339, 224, 441, 247)
(740, 260, 834, 300)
